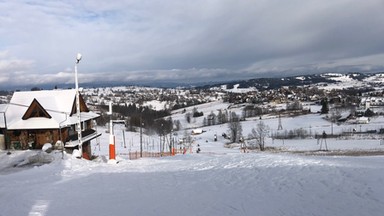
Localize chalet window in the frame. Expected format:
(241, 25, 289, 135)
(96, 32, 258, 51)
(22, 99, 52, 120)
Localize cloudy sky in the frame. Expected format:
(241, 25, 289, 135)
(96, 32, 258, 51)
(1, 0, 384, 89)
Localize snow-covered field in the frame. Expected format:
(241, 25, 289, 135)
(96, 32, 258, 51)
(1, 146, 384, 216)
(2, 105, 384, 216)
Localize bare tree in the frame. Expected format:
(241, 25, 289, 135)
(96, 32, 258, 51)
(185, 112, 191, 123)
(174, 119, 181, 131)
(286, 100, 303, 111)
(183, 129, 193, 152)
(249, 121, 269, 151)
(228, 112, 242, 143)
(218, 109, 228, 124)
(208, 111, 216, 126)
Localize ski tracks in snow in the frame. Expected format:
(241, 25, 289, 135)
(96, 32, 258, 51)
(2, 151, 384, 216)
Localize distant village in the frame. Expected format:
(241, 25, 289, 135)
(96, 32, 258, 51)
(1, 72, 384, 158)
(83, 73, 384, 127)
(1, 72, 383, 130)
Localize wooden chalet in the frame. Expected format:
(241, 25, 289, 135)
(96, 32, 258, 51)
(0, 89, 101, 157)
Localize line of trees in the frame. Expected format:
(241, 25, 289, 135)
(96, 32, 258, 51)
(97, 103, 174, 134)
(202, 109, 231, 126)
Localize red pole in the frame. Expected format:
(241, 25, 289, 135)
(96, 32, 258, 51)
(107, 102, 116, 163)
(109, 134, 115, 160)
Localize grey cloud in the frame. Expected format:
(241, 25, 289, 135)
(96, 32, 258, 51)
(0, 0, 384, 88)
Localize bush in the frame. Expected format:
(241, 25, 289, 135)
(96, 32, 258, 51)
(193, 111, 204, 117)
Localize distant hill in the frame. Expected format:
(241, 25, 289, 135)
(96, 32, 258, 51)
(197, 72, 378, 90)
(2, 71, 382, 91)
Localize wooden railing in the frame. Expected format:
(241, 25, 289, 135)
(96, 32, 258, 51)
(119, 148, 192, 160)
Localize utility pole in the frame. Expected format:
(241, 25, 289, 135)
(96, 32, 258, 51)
(75, 53, 82, 158)
(170, 130, 173, 155)
(278, 114, 283, 130)
(140, 116, 143, 157)
(122, 129, 126, 148)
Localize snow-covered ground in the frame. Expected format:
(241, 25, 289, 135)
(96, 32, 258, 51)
(317, 73, 366, 90)
(1, 146, 384, 216)
(1, 108, 384, 216)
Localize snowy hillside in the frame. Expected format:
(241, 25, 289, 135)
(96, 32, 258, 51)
(2, 104, 384, 215)
(1, 144, 384, 216)
(2, 84, 384, 216)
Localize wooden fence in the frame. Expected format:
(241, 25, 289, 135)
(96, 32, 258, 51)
(121, 151, 169, 160)
(120, 148, 192, 160)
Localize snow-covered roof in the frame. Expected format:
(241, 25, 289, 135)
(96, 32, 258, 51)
(5, 89, 99, 130)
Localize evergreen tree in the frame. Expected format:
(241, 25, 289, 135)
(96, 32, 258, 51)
(321, 98, 329, 114)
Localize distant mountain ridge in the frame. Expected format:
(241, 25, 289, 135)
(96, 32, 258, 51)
(3, 71, 383, 91)
(198, 72, 382, 90)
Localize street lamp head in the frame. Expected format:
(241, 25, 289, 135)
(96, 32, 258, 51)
(76, 53, 82, 64)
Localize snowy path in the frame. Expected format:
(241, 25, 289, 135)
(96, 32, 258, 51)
(1, 151, 384, 216)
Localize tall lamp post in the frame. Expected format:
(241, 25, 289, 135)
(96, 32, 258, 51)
(75, 53, 83, 157)
(140, 117, 143, 157)
(140, 109, 144, 157)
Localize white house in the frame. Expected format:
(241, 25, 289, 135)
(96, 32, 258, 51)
(1, 89, 101, 158)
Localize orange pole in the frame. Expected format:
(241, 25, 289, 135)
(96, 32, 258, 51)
(109, 134, 115, 160)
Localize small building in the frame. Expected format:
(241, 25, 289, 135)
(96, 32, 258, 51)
(1, 89, 101, 157)
(191, 129, 203, 135)
(356, 117, 369, 124)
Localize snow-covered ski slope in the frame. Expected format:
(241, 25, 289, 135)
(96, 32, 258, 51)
(1, 150, 384, 216)
(2, 102, 384, 216)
